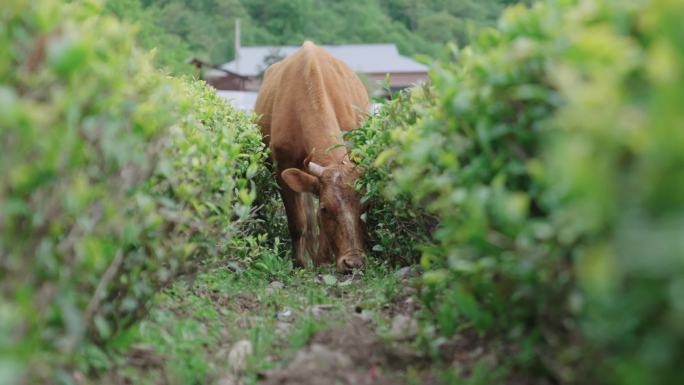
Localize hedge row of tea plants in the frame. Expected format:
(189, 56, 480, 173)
(0, 0, 269, 382)
(352, 0, 684, 383)
(344, 84, 439, 265)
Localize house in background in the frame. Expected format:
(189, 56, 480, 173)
(199, 43, 429, 110)
(190, 58, 250, 90)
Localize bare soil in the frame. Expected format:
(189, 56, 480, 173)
(260, 316, 432, 385)
(95, 263, 502, 385)
(259, 268, 436, 385)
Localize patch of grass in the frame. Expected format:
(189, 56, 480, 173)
(100, 252, 408, 385)
(288, 315, 321, 351)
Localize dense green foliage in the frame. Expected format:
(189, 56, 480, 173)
(344, 85, 438, 265)
(105, 0, 523, 72)
(0, 0, 269, 382)
(544, 2, 684, 382)
(104, 0, 194, 74)
(351, 0, 684, 383)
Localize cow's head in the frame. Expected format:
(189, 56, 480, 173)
(281, 159, 366, 273)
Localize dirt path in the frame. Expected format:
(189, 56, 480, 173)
(96, 255, 452, 385)
(258, 269, 430, 385)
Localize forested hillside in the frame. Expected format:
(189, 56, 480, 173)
(105, 0, 525, 73)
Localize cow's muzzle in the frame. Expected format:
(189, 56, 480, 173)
(337, 251, 364, 273)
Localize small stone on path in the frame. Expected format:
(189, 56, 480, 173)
(394, 265, 421, 280)
(389, 314, 419, 340)
(308, 304, 335, 319)
(266, 280, 284, 294)
(276, 307, 294, 322)
(227, 340, 253, 374)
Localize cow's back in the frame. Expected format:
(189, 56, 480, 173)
(255, 41, 369, 165)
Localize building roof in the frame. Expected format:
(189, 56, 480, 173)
(213, 43, 428, 78)
(190, 58, 249, 79)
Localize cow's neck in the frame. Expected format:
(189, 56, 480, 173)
(306, 128, 348, 167)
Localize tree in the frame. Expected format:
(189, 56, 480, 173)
(417, 11, 469, 46)
(108, 0, 522, 73)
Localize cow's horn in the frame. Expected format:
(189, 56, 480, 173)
(308, 162, 324, 177)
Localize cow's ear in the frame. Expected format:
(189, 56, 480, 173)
(281, 168, 320, 194)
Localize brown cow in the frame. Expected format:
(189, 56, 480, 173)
(255, 41, 370, 273)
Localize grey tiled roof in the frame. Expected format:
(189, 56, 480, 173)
(217, 43, 428, 77)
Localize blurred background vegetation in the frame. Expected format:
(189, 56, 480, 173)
(104, 0, 530, 73)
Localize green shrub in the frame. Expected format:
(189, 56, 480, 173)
(392, 3, 572, 375)
(0, 0, 267, 382)
(344, 84, 438, 265)
(543, 1, 684, 383)
(358, 0, 684, 383)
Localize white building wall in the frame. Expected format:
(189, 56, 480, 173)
(216, 90, 259, 112)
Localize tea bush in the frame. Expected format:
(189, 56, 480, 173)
(543, 1, 684, 383)
(388, 2, 575, 380)
(344, 84, 438, 265)
(0, 0, 268, 382)
(357, 0, 684, 383)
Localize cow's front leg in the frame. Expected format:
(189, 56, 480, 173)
(277, 176, 310, 268)
(313, 231, 333, 267)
